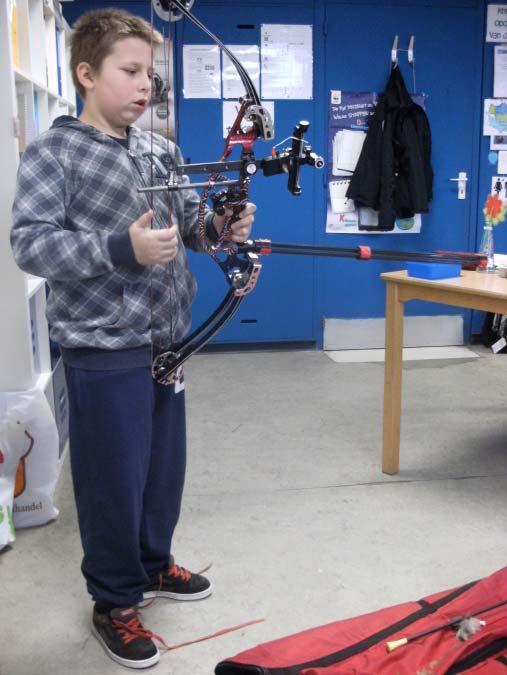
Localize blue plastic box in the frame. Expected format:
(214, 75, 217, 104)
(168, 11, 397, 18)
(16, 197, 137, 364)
(407, 262, 461, 280)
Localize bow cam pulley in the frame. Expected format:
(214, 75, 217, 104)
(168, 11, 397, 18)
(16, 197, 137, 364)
(152, 0, 194, 22)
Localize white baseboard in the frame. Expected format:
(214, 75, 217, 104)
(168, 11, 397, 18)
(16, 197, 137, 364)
(325, 345, 479, 363)
(323, 315, 464, 350)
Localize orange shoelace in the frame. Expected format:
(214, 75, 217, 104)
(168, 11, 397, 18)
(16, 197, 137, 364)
(137, 562, 264, 652)
(163, 618, 265, 652)
(112, 614, 169, 649)
(164, 563, 191, 583)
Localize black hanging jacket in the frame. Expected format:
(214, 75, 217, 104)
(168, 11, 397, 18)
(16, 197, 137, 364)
(346, 65, 433, 230)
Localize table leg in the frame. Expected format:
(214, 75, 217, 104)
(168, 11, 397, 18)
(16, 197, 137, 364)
(382, 281, 404, 475)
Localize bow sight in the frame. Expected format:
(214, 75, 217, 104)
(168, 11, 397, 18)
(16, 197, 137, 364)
(265, 121, 325, 196)
(139, 121, 324, 199)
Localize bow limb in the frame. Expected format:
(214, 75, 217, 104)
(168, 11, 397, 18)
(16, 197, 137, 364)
(168, 0, 273, 145)
(152, 251, 261, 385)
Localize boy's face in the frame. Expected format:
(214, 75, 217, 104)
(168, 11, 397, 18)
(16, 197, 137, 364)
(80, 36, 154, 131)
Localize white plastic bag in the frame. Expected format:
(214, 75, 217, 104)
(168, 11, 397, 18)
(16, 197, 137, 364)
(0, 402, 20, 548)
(0, 388, 60, 542)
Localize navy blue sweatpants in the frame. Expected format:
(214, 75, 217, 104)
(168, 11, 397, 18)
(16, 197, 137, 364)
(64, 364, 186, 608)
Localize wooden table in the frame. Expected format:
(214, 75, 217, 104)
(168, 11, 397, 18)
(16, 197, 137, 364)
(381, 270, 507, 474)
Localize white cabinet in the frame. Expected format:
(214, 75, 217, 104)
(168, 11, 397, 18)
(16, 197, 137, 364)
(0, 0, 75, 444)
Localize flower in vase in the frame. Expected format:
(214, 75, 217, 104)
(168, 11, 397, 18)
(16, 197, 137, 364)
(483, 193, 507, 226)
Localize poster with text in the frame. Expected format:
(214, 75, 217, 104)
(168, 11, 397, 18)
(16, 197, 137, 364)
(326, 90, 422, 234)
(136, 40, 175, 139)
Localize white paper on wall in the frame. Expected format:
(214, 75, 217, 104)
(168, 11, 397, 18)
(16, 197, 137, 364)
(484, 99, 507, 136)
(332, 129, 366, 176)
(261, 24, 313, 99)
(183, 44, 221, 98)
(329, 180, 355, 213)
(495, 46, 507, 97)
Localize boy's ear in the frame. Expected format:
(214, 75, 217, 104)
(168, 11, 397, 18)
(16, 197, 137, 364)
(75, 62, 96, 93)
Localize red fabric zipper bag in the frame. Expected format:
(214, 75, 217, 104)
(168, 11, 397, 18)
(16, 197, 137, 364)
(215, 567, 507, 675)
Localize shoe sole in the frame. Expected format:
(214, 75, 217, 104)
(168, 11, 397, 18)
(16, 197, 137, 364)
(91, 622, 160, 669)
(143, 582, 213, 601)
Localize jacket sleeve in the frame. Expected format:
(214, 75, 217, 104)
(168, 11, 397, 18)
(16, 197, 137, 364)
(10, 139, 117, 281)
(346, 96, 385, 209)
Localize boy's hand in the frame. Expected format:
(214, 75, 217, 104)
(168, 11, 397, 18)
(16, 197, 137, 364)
(129, 210, 179, 265)
(213, 202, 256, 243)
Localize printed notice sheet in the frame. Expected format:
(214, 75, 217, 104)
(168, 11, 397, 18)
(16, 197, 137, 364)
(136, 39, 175, 139)
(332, 129, 366, 176)
(261, 24, 313, 99)
(491, 135, 507, 150)
(183, 45, 220, 98)
(487, 4, 507, 42)
(484, 98, 507, 135)
(492, 175, 507, 199)
(499, 150, 507, 174)
(222, 45, 260, 99)
(326, 90, 422, 234)
(495, 46, 507, 97)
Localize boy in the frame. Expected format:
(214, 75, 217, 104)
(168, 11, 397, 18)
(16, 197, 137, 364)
(10, 8, 255, 670)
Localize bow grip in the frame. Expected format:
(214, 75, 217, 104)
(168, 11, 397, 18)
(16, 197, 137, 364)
(211, 185, 247, 219)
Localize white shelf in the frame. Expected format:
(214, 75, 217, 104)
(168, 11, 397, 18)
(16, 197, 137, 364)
(15, 68, 75, 110)
(43, 2, 55, 19)
(14, 66, 44, 89)
(51, 354, 62, 376)
(1, 0, 75, 398)
(26, 275, 46, 298)
(35, 370, 52, 392)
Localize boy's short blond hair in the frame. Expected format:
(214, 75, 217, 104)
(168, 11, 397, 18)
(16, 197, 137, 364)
(70, 8, 163, 98)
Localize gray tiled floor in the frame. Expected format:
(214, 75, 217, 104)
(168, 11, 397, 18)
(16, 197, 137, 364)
(1, 347, 506, 675)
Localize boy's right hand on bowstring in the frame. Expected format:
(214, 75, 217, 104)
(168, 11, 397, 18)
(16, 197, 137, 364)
(129, 210, 179, 265)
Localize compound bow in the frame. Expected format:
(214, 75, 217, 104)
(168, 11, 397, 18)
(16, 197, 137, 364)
(142, 0, 485, 386)
(141, 0, 324, 384)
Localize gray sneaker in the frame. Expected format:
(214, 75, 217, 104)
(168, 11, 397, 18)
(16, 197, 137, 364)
(92, 606, 161, 669)
(144, 562, 213, 601)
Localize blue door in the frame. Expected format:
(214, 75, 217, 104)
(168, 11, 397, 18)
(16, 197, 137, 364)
(176, 1, 319, 345)
(316, 0, 485, 340)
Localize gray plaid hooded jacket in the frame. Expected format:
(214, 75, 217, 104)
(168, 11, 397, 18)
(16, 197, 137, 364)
(11, 116, 216, 354)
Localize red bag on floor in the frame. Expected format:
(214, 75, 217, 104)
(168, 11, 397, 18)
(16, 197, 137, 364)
(215, 567, 507, 675)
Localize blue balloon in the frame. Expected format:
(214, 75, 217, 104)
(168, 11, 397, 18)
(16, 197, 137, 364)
(489, 151, 498, 165)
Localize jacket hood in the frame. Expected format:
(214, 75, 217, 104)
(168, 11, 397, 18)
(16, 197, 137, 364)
(50, 115, 142, 150)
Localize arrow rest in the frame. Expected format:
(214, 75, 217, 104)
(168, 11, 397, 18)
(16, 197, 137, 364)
(152, 0, 194, 22)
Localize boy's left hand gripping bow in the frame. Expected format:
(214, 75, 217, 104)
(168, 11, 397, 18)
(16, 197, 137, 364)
(139, 0, 325, 385)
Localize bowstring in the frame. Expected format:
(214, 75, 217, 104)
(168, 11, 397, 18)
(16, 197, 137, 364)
(162, 22, 176, 356)
(149, 0, 156, 371)
(149, 10, 177, 371)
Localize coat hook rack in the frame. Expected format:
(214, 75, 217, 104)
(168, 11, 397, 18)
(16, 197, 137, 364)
(391, 35, 399, 65)
(391, 35, 415, 65)
(408, 35, 415, 64)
